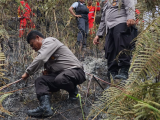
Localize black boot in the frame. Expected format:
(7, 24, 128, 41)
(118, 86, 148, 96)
(114, 66, 130, 80)
(27, 95, 53, 117)
(69, 86, 78, 101)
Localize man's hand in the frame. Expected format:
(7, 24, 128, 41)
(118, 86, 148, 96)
(93, 36, 100, 45)
(22, 73, 29, 80)
(75, 15, 82, 18)
(127, 19, 136, 27)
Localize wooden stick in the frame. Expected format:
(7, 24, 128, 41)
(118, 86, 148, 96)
(85, 72, 124, 91)
(0, 78, 23, 91)
(85, 75, 93, 103)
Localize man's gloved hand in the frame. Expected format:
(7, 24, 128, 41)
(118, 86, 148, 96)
(22, 72, 29, 80)
(127, 19, 136, 27)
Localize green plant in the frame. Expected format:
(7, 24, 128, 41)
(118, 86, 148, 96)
(0, 93, 13, 117)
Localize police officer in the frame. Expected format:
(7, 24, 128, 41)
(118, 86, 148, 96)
(21, 30, 86, 117)
(69, 0, 89, 48)
(93, 0, 136, 80)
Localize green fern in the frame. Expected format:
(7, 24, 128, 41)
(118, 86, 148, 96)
(0, 93, 13, 117)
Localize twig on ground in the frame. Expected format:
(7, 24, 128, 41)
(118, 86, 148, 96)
(0, 78, 23, 91)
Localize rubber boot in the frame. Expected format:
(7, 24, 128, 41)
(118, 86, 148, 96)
(27, 95, 53, 117)
(114, 66, 130, 80)
(69, 86, 78, 101)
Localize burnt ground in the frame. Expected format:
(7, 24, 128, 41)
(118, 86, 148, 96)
(1, 37, 109, 120)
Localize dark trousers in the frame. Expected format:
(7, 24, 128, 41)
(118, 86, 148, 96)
(77, 18, 89, 47)
(35, 68, 86, 97)
(105, 23, 137, 72)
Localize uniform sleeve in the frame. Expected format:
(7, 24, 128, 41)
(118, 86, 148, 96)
(71, 2, 79, 8)
(25, 38, 62, 75)
(96, 2, 100, 11)
(124, 0, 135, 20)
(96, 11, 106, 37)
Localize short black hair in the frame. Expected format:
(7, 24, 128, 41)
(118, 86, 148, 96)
(27, 30, 45, 44)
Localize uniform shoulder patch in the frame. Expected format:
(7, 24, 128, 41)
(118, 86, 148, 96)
(112, 0, 117, 6)
(112, 2, 117, 6)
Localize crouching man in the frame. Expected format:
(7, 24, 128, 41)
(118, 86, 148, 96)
(21, 30, 86, 117)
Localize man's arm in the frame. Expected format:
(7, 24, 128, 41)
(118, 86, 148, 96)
(96, 11, 106, 37)
(24, 38, 62, 78)
(93, 11, 106, 45)
(124, 0, 136, 27)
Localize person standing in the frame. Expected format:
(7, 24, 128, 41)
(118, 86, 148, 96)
(87, 0, 100, 34)
(69, 0, 89, 48)
(18, 0, 35, 38)
(21, 30, 86, 117)
(93, 0, 136, 81)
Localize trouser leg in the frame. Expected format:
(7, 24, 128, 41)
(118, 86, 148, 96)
(27, 18, 35, 29)
(112, 23, 135, 80)
(54, 68, 86, 93)
(89, 19, 94, 29)
(105, 23, 136, 80)
(105, 28, 119, 73)
(113, 23, 133, 67)
(35, 74, 59, 97)
(84, 19, 89, 47)
(77, 18, 86, 46)
(105, 28, 119, 82)
(88, 19, 94, 35)
(106, 23, 133, 70)
(35, 68, 86, 96)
